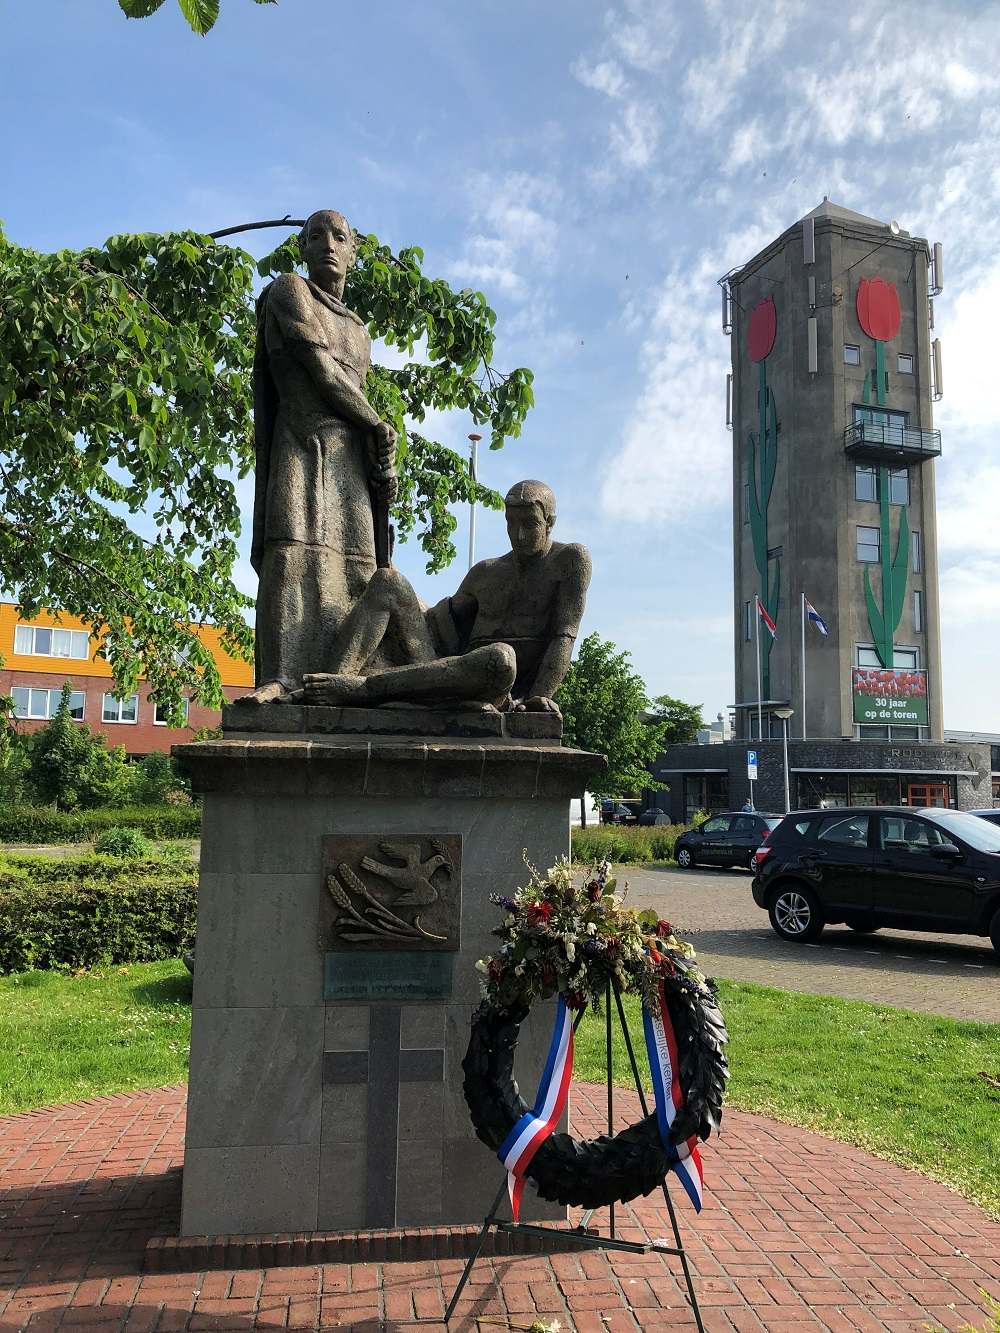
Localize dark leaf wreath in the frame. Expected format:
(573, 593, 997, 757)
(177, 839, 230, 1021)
(462, 859, 729, 1209)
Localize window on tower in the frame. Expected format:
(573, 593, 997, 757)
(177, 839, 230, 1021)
(843, 344, 861, 365)
(857, 526, 880, 562)
(897, 353, 913, 374)
(855, 465, 877, 502)
(912, 530, 922, 572)
(888, 467, 909, 505)
(913, 590, 924, 633)
(744, 601, 752, 641)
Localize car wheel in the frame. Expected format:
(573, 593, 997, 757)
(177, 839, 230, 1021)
(768, 884, 825, 943)
(989, 908, 1000, 958)
(676, 847, 695, 869)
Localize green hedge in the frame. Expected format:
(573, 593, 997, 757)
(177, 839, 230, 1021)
(571, 824, 688, 864)
(0, 853, 197, 973)
(0, 804, 201, 845)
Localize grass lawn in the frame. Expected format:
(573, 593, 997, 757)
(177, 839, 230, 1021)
(576, 981, 1000, 1218)
(0, 960, 191, 1113)
(1, 962, 997, 1219)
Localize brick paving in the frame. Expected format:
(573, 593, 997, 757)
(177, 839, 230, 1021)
(2, 1085, 999, 1331)
(623, 866, 1000, 1023)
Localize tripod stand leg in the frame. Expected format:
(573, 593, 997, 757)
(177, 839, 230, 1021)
(606, 981, 615, 1240)
(613, 987, 707, 1333)
(443, 1177, 508, 1323)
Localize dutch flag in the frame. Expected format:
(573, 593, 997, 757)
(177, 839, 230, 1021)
(756, 597, 777, 640)
(804, 598, 829, 637)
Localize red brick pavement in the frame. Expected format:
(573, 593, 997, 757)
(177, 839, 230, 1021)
(1, 1083, 998, 1332)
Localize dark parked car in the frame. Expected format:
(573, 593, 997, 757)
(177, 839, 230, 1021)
(970, 809, 1000, 827)
(637, 807, 672, 826)
(752, 806, 1000, 955)
(601, 800, 636, 825)
(674, 811, 783, 870)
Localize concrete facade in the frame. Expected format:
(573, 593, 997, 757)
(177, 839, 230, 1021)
(652, 738, 997, 823)
(727, 200, 944, 742)
(175, 731, 603, 1238)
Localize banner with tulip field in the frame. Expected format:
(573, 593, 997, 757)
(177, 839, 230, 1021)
(852, 667, 928, 727)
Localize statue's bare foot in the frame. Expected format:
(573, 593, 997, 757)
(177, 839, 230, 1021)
(238, 680, 290, 705)
(302, 673, 369, 706)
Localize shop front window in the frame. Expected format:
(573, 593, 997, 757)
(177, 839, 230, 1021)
(795, 773, 849, 809)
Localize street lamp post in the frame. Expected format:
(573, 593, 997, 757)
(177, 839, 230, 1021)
(773, 706, 794, 814)
(467, 433, 482, 570)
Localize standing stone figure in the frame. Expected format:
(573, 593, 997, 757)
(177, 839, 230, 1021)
(299, 480, 591, 713)
(245, 209, 398, 703)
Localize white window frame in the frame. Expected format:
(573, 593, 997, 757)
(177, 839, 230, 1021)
(154, 699, 190, 726)
(102, 693, 139, 724)
(856, 644, 920, 670)
(857, 526, 880, 562)
(843, 344, 861, 365)
(854, 464, 877, 502)
(912, 530, 922, 573)
(13, 623, 89, 660)
(897, 353, 913, 374)
(11, 686, 85, 721)
(888, 467, 909, 505)
(913, 590, 924, 633)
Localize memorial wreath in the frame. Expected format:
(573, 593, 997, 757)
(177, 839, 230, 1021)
(463, 858, 729, 1216)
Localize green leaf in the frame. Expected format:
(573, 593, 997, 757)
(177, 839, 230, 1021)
(177, 0, 220, 32)
(118, 0, 167, 16)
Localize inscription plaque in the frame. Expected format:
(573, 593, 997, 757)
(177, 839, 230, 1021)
(321, 834, 461, 952)
(323, 951, 454, 1001)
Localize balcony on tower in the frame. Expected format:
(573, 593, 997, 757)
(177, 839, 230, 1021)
(843, 406, 941, 465)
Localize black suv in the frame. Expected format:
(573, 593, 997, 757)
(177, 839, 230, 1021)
(674, 811, 783, 870)
(752, 806, 1000, 955)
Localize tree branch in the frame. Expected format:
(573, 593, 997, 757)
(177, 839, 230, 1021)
(208, 217, 305, 240)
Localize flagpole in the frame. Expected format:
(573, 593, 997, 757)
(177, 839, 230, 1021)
(801, 592, 807, 740)
(754, 594, 763, 740)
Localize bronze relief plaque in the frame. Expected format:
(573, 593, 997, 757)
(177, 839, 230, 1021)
(321, 834, 461, 952)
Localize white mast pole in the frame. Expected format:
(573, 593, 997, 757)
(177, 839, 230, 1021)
(801, 592, 807, 740)
(467, 433, 481, 570)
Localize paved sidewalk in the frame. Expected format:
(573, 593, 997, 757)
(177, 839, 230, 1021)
(623, 866, 1000, 1023)
(2, 1085, 998, 1331)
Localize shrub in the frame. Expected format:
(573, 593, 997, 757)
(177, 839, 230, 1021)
(26, 684, 134, 810)
(571, 824, 689, 865)
(0, 853, 197, 973)
(131, 752, 191, 806)
(0, 804, 202, 845)
(94, 827, 154, 858)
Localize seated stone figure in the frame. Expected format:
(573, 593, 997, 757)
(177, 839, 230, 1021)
(299, 480, 591, 714)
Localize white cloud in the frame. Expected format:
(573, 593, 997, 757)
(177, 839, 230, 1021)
(604, 0, 678, 73)
(571, 57, 627, 99)
(445, 172, 561, 302)
(608, 102, 660, 171)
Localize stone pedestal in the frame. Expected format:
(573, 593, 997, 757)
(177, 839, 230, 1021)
(174, 715, 603, 1238)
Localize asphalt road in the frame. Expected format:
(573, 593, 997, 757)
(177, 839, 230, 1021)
(621, 863, 999, 1023)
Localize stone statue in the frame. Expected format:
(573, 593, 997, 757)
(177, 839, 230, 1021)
(244, 209, 398, 704)
(299, 480, 591, 714)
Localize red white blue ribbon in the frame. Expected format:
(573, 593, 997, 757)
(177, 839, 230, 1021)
(642, 981, 705, 1211)
(497, 995, 574, 1221)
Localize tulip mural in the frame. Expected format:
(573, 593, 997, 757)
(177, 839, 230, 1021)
(745, 296, 779, 699)
(855, 276, 909, 669)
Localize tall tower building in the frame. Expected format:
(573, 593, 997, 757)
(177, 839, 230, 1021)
(723, 200, 944, 743)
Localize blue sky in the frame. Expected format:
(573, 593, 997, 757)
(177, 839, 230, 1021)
(3, 0, 999, 729)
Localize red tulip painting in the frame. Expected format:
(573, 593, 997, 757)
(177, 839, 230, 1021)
(856, 277, 901, 344)
(744, 296, 780, 699)
(747, 296, 776, 363)
(856, 276, 900, 407)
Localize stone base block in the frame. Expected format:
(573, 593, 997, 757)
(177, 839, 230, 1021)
(175, 733, 604, 1238)
(221, 700, 562, 742)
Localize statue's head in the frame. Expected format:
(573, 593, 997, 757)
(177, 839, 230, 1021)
(298, 210, 356, 296)
(505, 479, 555, 557)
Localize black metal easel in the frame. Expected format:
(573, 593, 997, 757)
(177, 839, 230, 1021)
(443, 984, 706, 1329)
